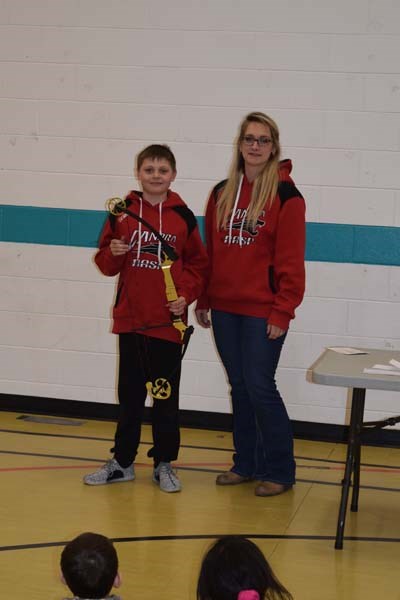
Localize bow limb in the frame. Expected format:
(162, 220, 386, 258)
(161, 252, 188, 341)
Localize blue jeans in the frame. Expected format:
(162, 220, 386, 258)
(211, 310, 295, 485)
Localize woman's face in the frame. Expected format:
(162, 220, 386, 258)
(239, 121, 274, 171)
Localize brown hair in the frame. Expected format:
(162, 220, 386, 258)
(136, 144, 176, 171)
(60, 532, 118, 599)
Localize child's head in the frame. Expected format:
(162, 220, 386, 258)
(60, 532, 120, 599)
(135, 144, 177, 200)
(197, 536, 292, 600)
(136, 144, 176, 172)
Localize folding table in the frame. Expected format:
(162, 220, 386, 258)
(308, 347, 400, 549)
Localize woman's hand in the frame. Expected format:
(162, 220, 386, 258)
(168, 296, 187, 316)
(195, 309, 211, 328)
(267, 323, 286, 339)
(110, 237, 130, 256)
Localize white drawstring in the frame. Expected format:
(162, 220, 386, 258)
(130, 197, 163, 262)
(228, 174, 244, 245)
(157, 201, 163, 264)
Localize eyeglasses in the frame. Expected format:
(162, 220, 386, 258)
(242, 135, 273, 147)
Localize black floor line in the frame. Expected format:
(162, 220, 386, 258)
(1, 427, 399, 470)
(0, 427, 233, 452)
(295, 454, 400, 470)
(0, 427, 114, 443)
(295, 476, 400, 493)
(0, 449, 104, 463)
(1, 532, 400, 553)
(1, 449, 400, 492)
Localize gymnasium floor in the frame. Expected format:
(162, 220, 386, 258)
(0, 410, 399, 600)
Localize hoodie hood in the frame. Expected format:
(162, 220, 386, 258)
(278, 158, 293, 181)
(126, 189, 186, 209)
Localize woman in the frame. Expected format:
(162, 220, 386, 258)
(196, 112, 305, 497)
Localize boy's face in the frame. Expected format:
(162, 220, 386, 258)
(137, 158, 176, 198)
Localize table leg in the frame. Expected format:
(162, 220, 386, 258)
(335, 387, 365, 550)
(351, 389, 365, 512)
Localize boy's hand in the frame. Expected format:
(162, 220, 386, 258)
(168, 296, 187, 316)
(110, 236, 130, 256)
(267, 323, 286, 339)
(195, 309, 211, 328)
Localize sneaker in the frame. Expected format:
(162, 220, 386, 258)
(153, 462, 181, 493)
(83, 458, 135, 486)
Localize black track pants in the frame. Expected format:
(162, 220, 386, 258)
(113, 332, 181, 467)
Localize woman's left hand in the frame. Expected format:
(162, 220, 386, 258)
(168, 296, 187, 316)
(267, 323, 286, 339)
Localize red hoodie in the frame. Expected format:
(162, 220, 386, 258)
(197, 160, 305, 330)
(95, 190, 208, 343)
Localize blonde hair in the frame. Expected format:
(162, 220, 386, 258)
(216, 112, 281, 230)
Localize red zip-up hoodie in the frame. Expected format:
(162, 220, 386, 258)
(197, 160, 305, 330)
(95, 190, 208, 344)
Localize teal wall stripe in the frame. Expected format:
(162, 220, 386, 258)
(353, 225, 400, 266)
(2, 206, 70, 246)
(68, 209, 106, 248)
(0, 205, 106, 248)
(1, 204, 400, 267)
(305, 223, 354, 263)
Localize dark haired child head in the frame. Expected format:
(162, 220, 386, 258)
(60, 532, 121, 599)
(135, 144, 177, 204)
(197, 536, 293, 600)
(136, 143, 176, 172)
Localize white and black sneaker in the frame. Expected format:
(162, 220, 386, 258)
(83, 458, 135, 486)
(153, 462, 181, 493)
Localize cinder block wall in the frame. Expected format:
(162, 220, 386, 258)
(1, 0, 400, 428)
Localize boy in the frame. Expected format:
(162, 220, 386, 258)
(83, 144, 207, 492)
(60, 532, 121, 600)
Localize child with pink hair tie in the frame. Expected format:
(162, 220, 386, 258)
(197, 536, 293, 600)
(238, 591, 261, 600)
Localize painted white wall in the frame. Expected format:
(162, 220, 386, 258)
(1, 0, 400, 427)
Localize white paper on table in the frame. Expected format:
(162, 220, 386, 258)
(372, 364, 396, 370)
(328, 347, 368, 355)
(389, 359, 400, 369)
(363, 368, 400, 376)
